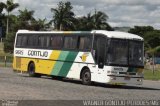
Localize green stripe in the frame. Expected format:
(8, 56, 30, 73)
(51, 62, 64, 75)
(51, 51, 69, 75)
(58, 51, 70, 61)
(58, 52, 78, 77)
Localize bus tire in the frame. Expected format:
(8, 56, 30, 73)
(81, 69, 91, 85)
(28, 62, 41, 77)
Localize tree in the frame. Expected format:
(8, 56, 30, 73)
(18, 8, 35, 29)
(3, 0, 19, 34)
(31, 18, 50, 31)
(76, 11, 113, 31)
(93, 11, 107, 29)
(128, 26, 154, 38)
(0, 2, 5, 13)
(51, 1, 75, 30)
(145, 30, 160, 49)
(3, 8, 51, 53)
(0, 2, 6, 38)
(76, 13, 94, 31)
(128, 26, 156, 51)
(4, 32, 15, 53)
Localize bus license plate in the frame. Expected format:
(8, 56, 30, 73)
(124, 76, 130, 80)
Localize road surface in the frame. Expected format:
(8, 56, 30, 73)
(0, 67, 160, 106)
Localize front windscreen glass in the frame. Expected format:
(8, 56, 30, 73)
(129, 41, 143, 66)
(107, 39, 128, 65)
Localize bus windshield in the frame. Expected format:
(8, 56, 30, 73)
(108, 39, 128, 66)
(129, 41, 143, 67)
(107, 39, 143, 67)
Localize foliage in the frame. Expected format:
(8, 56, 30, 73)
(3, 0, 19, 14)
(76, 11, 113, 31)
(128, 26, 160, 52)
(4, 32, 15, 53)
(3, 0, 19, 34)
(17, 9, 35, 30)
(51, 1, 75, 30)
(3, 8, 50, 53)
(0, 2, 6, 37)
(128, 26, 154, 38)
(50, 1, 113, 31)
(144, 30, 160, 49)
(0, 2, 5, 13)
(76, 13, 93, 31)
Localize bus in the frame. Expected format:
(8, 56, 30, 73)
(13, 30, 144, 85)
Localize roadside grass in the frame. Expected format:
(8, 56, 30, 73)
(0, 42, 13, 56)
(144, 68, 160, 80)
(0, 42, 13, 67)
(0, 42, 5, 55)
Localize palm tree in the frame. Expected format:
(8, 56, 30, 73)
(92, 11, 108, 29)
(18, 9, 34, 21)
(18, 9, 35, 29)
(51, 1, 75, 30)
(0, 2, 5, 14)
(76, 13, 94, 31)
(76, 10, 113, 31)
(4, 0, 19, 34)
(32, 18, 50, 31)
(92, 10, 113, 30)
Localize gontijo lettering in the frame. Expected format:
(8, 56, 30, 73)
(28, 50, 48, 57)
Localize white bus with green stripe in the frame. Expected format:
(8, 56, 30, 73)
(13, 30, 144, 85)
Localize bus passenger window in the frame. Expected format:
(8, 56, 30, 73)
(64, 36, 77, 49)
(38, 36, 46, 48)
(21, 36, 27, 47)
(51, 36, 63, 49)
(16, 35, 22, 47)
(78, 37, 91, 50)
(28, 35, 38, 47)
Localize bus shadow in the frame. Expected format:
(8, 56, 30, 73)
(61, 78, 160, 91)
(93, 83, 160, 90)
(20, 75, 160, 91)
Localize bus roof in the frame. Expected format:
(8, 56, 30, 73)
(17, 30, 143, 41)
(92, 30, 143, 40)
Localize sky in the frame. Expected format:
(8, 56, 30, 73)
(1, 0, 160, 29)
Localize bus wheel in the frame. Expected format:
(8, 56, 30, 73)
(28, 63, 41, 77)
(82, 69, 91, 85)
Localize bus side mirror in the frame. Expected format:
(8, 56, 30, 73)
(98, 62, 104, 69)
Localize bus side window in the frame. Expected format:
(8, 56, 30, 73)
(78, 36, 91, 51)
(50, 36, 63, 49)
(16, 35, 22, 47)
(28, 35, 38, 47)
(46, 36, 50, 47)
(38, 35, 49, 48)
(38, 36, 45, 48)
(63, 36, 77, 49)
(21, 36, 27, 47)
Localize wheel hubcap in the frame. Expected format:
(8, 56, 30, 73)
(84, 72, 90, 82)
